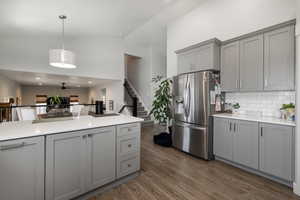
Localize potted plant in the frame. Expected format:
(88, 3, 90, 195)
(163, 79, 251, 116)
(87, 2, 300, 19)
(150, 76, 173, 147)
(280, 103, 295, 121)
(232, 103, 240, 114)
(49, 95, 62, 108)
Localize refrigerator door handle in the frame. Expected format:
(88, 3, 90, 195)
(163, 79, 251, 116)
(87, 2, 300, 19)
(175, 122, 207, 131)
(183, 75, 189, 117)
(186, 79, 191, 117)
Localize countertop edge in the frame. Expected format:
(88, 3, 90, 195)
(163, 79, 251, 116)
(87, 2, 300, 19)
(0, 116, 144, 142)
(213, 114, 296, 127)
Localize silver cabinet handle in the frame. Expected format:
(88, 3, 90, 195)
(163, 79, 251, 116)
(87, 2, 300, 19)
(261, 127, 263, 137)
(234, 123, 236, 132)
(264, 79, 268, 87)
(0, 142, 26, 151)
(240, 80, 242, 89)
(229, 122, 232, 132)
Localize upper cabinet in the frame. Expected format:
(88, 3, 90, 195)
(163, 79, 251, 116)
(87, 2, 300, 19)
(176, 38, 221, 74)
(239, 35, 264, 91)
(220, 41, 240, 92)
(264, 26, 295, 91)
(220, 20, 295, 92)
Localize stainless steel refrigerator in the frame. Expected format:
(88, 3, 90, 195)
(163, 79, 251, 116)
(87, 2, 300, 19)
(172, 70, 219, 160)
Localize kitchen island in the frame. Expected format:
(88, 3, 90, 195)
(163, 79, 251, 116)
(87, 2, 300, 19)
(0, 114, 143, 200)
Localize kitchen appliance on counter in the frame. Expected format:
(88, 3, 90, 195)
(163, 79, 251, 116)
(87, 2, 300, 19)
(172, 70, 221, 160)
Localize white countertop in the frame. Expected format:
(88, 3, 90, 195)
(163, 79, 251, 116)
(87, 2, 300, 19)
(213, 113, 296, 127)
(0, 115, 144, 141)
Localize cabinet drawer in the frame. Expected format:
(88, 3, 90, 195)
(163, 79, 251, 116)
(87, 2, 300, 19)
(117, 134, 139, 157)
(117, 123, 140, 137)
(117, 154, 140, 178)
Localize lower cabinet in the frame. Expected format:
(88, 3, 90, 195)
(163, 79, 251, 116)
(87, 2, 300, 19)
(46, 127, 116, 200)
(214, 118, 258, 169)
(214, 117, 294, 183)
(116, 123, 141, 179)
(0, 137, 44, 200)
(213, 117, 233, 160)
(233, 120, 259, 169)
(260, 123, 294, 181)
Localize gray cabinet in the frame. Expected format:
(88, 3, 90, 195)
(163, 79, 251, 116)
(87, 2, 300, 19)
(259, 123, 294, 181)
(214, 118, 259, 169)
(86, 127, 116, 191)
(233, 120, 259, 169)
(46, 127, 117, 200)
(46, 131, 86, 200)
(220, 21, 295, 92)
(176, 38, 220, 74)
(0, 137, 44, 200)
(239, 35, 264, 91)
(213, 117, 233, 160)
(220, 41, 240, 91)
(116, 123, 141, 179)
(264, 26, 295, 91)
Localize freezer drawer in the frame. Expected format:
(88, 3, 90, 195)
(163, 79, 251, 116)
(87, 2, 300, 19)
(173, 122, 211, 160)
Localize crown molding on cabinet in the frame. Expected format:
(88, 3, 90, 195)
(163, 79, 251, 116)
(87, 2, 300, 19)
(222, 19, 296, 45)
(175, 38, 221, 54)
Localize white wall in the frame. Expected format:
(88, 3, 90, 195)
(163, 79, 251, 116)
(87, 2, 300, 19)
(89, 81, 124, 113)
(21, 85, 89, 105)
(0, 35, 125, 80)
(294, 0, 300, 195)
(167, 0, 296, 77)
(124, 18, 167, 110)
(0, 74, 21, 102)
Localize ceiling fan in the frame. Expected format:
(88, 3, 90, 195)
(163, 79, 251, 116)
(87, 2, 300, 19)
(61, 82, 70, 90)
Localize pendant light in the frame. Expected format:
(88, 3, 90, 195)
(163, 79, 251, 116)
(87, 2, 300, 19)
(49, 15, 76, 69)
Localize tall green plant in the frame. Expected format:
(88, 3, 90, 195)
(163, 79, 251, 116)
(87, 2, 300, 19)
(49, 95, 61, 105)
(150, 76, 172, 125)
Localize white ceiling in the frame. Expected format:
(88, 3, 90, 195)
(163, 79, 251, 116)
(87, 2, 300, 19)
(0, 0, 176, 37)
(0, 69, 115, 88)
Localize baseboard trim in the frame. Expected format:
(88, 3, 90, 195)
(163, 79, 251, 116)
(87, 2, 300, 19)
(215, 156, 293, 188)
(73, 171, 140, 200)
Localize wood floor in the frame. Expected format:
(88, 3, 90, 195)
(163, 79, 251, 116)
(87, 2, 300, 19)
(88, 126, 300, 200)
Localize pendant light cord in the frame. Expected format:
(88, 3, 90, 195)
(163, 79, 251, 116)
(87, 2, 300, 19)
(59, 15, 67, 50)
(62, 17, 65, 50)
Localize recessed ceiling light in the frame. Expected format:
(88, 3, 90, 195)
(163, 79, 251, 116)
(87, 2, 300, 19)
(88, 81, 92, 84)
(35, 77, 41, 80)
(77, 85, 81, 87)
(38, 83, 43, 86)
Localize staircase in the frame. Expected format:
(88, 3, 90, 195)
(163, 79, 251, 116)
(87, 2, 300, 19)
(124, 80, 154, 127)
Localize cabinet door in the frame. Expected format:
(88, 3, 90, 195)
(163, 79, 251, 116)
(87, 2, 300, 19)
(46, 131, 86, 200)
(233, 120, 259, 169)
(264, 25, 295, 91)
(213, 117, 233, 160)
(178, 51, 195, 74)
(259, 123, 294, 181)
(239, 35, 264, 91)
(221, 41, 240, 91)
(0, 137, 44, 200)
(86, 127, 116, 190)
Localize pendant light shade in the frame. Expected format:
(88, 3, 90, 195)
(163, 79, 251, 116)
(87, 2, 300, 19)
(49, 49, 76, 69)
(50, 15, 76, 69)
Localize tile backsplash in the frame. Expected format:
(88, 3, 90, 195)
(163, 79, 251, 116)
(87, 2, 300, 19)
(225, 92, 295, 118)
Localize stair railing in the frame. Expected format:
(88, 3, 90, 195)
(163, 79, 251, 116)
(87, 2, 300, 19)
(119, 81, 138, 117)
